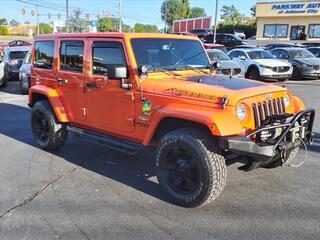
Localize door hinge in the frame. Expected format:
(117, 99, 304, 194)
(81, 108, 87, 116)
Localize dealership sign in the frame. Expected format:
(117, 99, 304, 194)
(172, 17, 212, 33)
(272, 2, 320, 15)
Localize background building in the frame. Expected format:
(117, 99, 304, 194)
(256, 0, 320, 41)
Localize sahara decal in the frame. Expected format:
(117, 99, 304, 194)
(163, 87, 221, 101)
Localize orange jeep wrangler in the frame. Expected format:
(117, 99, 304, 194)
(29, 33, 315, 207)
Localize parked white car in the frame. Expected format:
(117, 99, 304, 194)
(0, 54, 5, 87)
(228, 48, 293, 81)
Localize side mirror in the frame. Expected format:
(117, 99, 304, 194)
(210, 61, 221, 72)
(239, 55, 246, 61)
(108, 66, 131, 89)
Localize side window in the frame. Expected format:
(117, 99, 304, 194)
(271, 49, 280, 58)
(34, 41, 54, 69)
(92, 42, 126, 76)
(229, 51, 239, 59)
(280, 50, 289, 59)
(60, 41, 84, 72)
(238, 51, 247, 60)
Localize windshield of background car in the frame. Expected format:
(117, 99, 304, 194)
(288, 49, 315, 59)
(131, 38, 210, 71)
(247, 50, 275, 59)
(9, 51, 28, 60)
(207, 50, 230, 61)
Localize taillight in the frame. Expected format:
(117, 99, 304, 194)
(8, 60, 18, 65)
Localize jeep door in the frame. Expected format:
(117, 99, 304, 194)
(56, 39, 86, 122)
(85, 39, 135, 134)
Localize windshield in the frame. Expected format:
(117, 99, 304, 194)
(288, 49, 315, 58)
(247, 50, 274, 59)
(9, 51, 28, 60)
(131, 38, 210, 71)
(207, 50, 230, 61)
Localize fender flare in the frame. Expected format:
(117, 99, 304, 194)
(142, 103, 242, 145)
(292, 95, 305, 113)
(29, 85, 69, 122)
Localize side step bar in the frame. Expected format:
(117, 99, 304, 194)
(67, 126, 146, 155)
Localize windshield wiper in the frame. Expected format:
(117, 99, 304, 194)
(150, 68, 182, 76)
(174, 51, 205, 67)
(176, 65, 210, 74)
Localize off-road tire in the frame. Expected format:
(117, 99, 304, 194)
(0, 77, 7, 88)
(156, 128, 227, 207)
(31, 100, 68, 150)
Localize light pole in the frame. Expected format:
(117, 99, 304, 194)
(164, 0, 167, 33)
(213, 0, 219, 44)
(118, 0, 122, 32)
(36, 4, 39, 35)
(66, 0, 69, 33)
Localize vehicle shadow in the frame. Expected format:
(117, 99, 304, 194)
(0, 102, 174, 204)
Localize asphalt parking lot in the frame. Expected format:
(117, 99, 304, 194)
(0, 81, 319, 240)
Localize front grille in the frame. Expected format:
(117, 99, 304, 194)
(272, 66, 290, 73)
(221, 68, 241, 75)
(252, 98, 286, 128)
(313, 65, 320, 70)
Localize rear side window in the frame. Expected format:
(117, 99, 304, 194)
(60, 41, 84, 72)
(92, 42, 125, 76)
(34, 41, 54, 69)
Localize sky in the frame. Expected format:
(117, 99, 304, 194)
(0, 0, 283, 28)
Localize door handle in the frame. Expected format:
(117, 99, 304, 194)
(86, 82, 99, 89)
(57, 79, 68, 85)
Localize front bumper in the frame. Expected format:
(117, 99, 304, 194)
(219, 109, 315, 165)
(301, 69, 320, 79)
(261, 74, 292, 80)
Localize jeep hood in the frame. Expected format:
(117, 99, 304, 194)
(141, 74, 287, 106)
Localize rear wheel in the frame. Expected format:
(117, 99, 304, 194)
(156, 128, 227, 207)
(31, 100, 68, 150)
(247, 67, 261, 81)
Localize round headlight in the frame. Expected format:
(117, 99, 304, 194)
(284, 94, 291, 108)
(236, 103, 247, 121)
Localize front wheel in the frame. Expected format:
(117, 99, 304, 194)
(156, 128, 227, 207)
(291, 66, 301, 80)
(31, 100, 68, 150)
(247, 67, 261, 81)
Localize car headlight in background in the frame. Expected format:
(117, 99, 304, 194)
(301, 64, 313, 70)
(284, 94, 291, 109)
(236, 103, 247, 121)
(259, 64, 272, 69)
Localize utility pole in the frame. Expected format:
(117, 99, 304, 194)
(66, 0, 69, 33)
(36, 4, 39, 35)
(118, 0, 122, 32)
(213, 0, 219, 44)
(164, 0, 167, 33)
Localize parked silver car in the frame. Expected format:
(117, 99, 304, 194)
(271, 48, 320, 80)
(19, 50, 31, 94)
(206, 49, 245, 78)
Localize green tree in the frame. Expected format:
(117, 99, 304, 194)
(10, 19, 20, 27)
(190, 7, 206, 18)
(220, 5, 244, 25)
(68, 9, 89, 33)
(35, 23, 53, 35)
(0, 25, 9, 35)
(98, 17, 118, 32)
(98, 17, 132, 32)
(133, 23, 158, 33)
(0, 18, 7, 25)
(161, 0, 192, 32)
